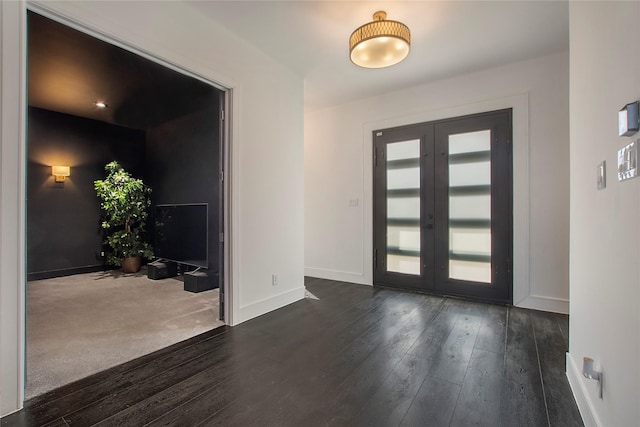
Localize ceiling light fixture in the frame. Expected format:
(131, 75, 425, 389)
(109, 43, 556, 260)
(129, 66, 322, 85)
(349, 11, 411, 69)
(95, 101, 107, 108)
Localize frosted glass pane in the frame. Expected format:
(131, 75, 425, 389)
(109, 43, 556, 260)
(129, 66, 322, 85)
(387, 198, 420, 219)
(450, 228, 491, 255)
(387, 167, 419, 189)
(449, 195, 491, 219)
(385, 139, 421, 276)
(388, 226, 420, 251)
(388, 255, 420, 275)
(449, 130, 490, 154)
(449, 260, 491, 283)
(449, 161, 490, 186)
(448, 129, 492, 283)
(387, 139, 420, 161)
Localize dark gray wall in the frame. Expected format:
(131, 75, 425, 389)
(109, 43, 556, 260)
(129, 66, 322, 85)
(27, 107, 146, 280)
(145, 102, 220, 274)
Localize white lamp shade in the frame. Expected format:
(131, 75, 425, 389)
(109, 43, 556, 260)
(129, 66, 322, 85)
(350, 36, 410, 68)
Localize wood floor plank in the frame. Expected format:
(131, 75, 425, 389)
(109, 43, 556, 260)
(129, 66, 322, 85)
(63, 352, 232, 425)
(427, 313, 482, 385)
(262, 300, 396, 375)
(554, 312, 570, 348)
(271, 290, 410, 376)
(474, 304, 508, 354)
(320, 292, 423, 381)
(304, 297, 442, 426)
(1, 414, 68, 427)
(149, 386, 231, 427)
(209, 365, 335, 427)
(356, 353, 435, 427)
(41, 418, 68, 427)
(320, 337, 411, 426)
(406, 310, 460, 360)
(500, 307, 549, 427)
(399, 375, 461, 427)
(149, 355, 286, 427)
(380, 299, 444, 356)
(531, 311, 584, 427)
(194, 361, 309, 426)
(450, 348, 504, 427)
(235, 300, 314, 337)
(305, 278, 374, 310)
(441, 297, 490, 317)
(94, 350, 241, 426)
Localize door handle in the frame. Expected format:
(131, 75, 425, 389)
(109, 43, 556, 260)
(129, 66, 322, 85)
(425, 214, 434, 230)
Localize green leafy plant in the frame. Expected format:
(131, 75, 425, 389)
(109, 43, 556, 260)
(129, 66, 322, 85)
(94, 161, 154, 267)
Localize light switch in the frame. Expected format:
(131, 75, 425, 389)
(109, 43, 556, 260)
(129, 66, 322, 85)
(597, 161, 606, 190)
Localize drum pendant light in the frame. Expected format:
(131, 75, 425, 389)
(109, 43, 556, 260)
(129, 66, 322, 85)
(349, 11, 411, 69)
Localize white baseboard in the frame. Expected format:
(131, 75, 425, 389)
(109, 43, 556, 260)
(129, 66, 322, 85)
(515, 294, 569, 314)
(566, 352, 600, 427)
(238, 286, 306, 324)
(304, 267, 370, 286)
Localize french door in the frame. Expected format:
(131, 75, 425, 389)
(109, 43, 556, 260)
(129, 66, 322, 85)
(373, 110, 512, 303)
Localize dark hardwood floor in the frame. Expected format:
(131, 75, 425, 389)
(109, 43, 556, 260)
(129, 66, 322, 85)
(1, 277, 583, 426)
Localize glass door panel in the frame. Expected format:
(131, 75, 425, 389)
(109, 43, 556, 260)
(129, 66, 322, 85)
(374, 109, 511, 304)
(386, 139, 421, 275)
(448, 130, 492, 283)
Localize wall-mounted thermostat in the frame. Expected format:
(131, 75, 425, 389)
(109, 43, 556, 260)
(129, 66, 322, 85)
(619, 101, 639, 136)
(617, 140, 638, 181)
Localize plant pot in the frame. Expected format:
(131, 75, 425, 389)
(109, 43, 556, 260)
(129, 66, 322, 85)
(121, 256, 142, 273)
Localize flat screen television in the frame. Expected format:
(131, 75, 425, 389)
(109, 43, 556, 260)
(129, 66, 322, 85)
(154, 203, 208, 268)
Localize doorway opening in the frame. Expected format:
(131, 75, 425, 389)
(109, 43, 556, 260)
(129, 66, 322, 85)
(373, 109, 512, 304)
(25, 10, 230, 399)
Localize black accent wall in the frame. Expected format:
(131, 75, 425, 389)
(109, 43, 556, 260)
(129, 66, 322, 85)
(146, 101, 220, 275)
(28, 91, 221, 281)
(27, 107, 146, 280)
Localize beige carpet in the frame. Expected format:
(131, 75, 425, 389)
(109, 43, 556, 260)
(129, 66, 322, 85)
(26, 268, 223, 399)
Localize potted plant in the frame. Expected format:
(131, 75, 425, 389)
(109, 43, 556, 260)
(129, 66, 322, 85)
(94, 161, 154, 273)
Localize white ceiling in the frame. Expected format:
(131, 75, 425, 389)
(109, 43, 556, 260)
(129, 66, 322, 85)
(188, 1, 569, 112)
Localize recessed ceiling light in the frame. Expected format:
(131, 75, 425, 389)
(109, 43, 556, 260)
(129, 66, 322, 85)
(95, 101, 107, 108)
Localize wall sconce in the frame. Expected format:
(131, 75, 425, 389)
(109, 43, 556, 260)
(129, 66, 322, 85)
(52, 165, 70, 182)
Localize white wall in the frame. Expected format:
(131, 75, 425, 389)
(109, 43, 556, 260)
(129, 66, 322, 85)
(566, 3, 640, 426)
(0, 0, 304, 416)
(0, 0, 27, 416)
(305, 52, 570, 313)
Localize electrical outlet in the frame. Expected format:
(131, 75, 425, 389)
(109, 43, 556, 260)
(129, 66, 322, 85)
(272, 274, 278, 286)
(100, 251, 105, 257)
